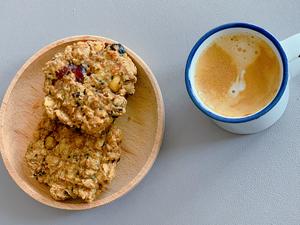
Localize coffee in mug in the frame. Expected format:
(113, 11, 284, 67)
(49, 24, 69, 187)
(194, 32, 281, 118)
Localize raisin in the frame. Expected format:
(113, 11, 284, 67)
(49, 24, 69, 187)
(75, 92, 80, 98)
(110, 43, 126, 54)
(118, 44, 126, 54)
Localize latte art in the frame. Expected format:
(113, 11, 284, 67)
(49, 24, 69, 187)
(195, 32, 281, 118)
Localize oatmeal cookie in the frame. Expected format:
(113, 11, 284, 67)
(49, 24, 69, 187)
(43, 41, 137, 136)
(25, 116, 122, 202)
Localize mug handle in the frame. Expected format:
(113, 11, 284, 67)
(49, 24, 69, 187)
(280, 33, 300, 78)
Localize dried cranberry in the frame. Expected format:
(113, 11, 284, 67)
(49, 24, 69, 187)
(56, 64, 88, 83)
(73, 67, 84, 82)
(69, 64, 87, 83)
(56, 66, 69, 79)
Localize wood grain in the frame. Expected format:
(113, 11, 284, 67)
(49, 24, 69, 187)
(0, 35, 165, 210)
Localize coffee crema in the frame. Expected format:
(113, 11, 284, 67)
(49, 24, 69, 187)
(194, 33, 281, 118)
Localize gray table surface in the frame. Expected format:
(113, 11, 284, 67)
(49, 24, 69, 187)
(0, 1, 299, 224)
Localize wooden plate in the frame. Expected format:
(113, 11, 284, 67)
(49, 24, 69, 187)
(0, 35, 164, 210)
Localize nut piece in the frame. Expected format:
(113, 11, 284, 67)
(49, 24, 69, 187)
(109, 76, 121, 92)
(45, 136, 56, 149)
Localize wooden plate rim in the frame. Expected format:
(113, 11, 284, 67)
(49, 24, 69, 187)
(0, 35, 165, 210)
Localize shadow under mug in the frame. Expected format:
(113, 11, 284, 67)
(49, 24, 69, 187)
(185, 23, 300, 134)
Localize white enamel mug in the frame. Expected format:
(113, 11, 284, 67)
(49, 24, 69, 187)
(185, 23, 300, 134)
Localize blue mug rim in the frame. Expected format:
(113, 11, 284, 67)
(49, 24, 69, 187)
(185, 22, 289, 123)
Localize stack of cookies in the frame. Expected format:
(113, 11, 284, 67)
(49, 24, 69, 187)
(25, 41, 137, 202)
